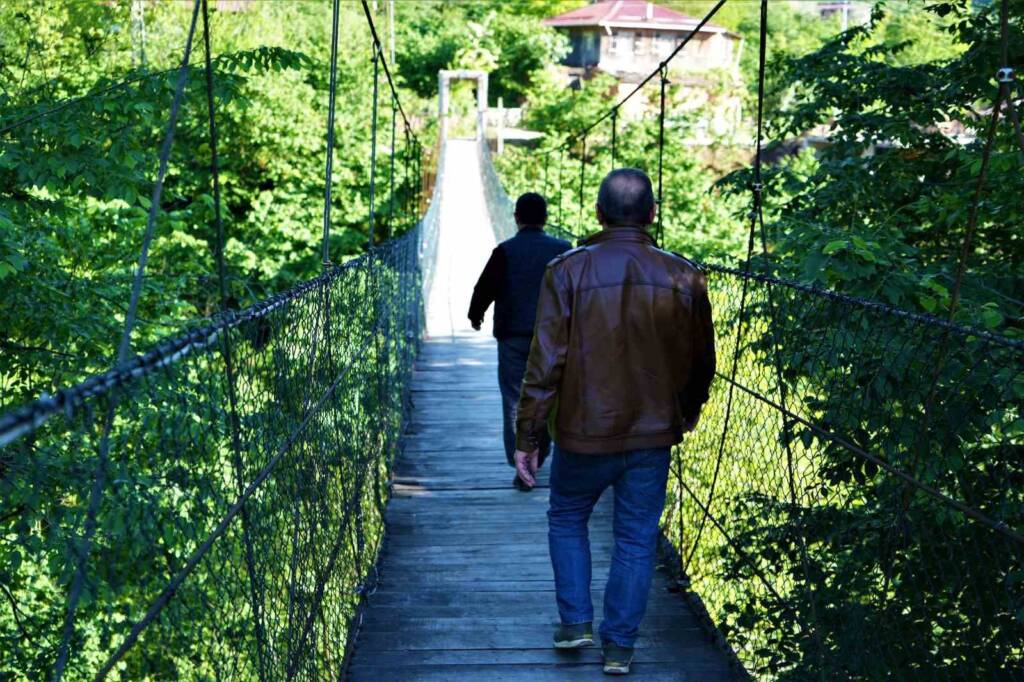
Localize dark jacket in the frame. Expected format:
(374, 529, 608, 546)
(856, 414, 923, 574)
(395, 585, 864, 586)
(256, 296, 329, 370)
(515, 227, 716, 454)
(468, 227, 572, 340)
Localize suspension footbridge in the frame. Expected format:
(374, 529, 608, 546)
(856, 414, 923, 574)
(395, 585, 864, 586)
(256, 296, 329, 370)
(1, 0, 1022, 680)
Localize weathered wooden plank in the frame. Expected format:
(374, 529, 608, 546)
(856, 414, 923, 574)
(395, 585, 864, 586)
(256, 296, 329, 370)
(348, 646, 723, 666)
(354, 626, 707, 652)
(364, 588, 684, 609)
(347, 665, 738, 681)
(357, 614, 701, 632)
(357, 600, 689, 618)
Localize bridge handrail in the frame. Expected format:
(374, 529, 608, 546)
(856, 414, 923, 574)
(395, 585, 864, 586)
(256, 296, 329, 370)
(0, 225, 425, 679)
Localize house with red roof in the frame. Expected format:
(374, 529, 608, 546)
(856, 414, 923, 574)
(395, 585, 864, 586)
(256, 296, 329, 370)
(543, 0, 741, 81)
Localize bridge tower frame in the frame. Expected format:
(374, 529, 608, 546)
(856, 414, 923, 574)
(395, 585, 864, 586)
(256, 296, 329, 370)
(438, 69, 489, 143)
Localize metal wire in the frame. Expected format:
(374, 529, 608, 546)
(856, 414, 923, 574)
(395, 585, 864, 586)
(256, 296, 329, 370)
(656, 65, 668, 246)
(321, 0, 342, 268)
(52, 3, 203, 679)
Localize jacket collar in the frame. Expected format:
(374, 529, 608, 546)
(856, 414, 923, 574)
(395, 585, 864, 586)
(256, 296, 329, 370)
(581, 226, 655, 247)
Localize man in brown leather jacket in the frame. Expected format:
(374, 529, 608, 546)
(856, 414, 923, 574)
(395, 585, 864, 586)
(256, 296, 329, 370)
(512, 168, 716, 674)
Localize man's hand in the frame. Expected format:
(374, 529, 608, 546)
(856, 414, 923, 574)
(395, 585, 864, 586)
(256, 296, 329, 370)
(514, 448, 540, 487)
(470, 318, 482, 331)
(682, 411, 701, 433)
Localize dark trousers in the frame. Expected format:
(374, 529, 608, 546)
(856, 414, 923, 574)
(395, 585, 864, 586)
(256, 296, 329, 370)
(497, 337, 550, 467)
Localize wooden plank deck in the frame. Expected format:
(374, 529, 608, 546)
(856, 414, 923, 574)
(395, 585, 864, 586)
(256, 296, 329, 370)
(347, 334, 742, 680)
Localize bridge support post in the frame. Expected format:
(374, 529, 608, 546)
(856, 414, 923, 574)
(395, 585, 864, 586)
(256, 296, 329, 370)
(437, 69, 489, 142)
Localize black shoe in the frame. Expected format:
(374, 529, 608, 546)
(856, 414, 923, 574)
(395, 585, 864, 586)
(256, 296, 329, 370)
(512, 474, 533, 492)
(553, 622, 594, 649)
(602, 642, 634, 674)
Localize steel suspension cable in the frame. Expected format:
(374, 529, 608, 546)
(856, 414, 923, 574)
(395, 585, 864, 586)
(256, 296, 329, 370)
(577, 134, 587, 238)
(368, 49, 380, 248)
(680, 56, 760, 577)
(200, 3, 269, 678)
(387, 95, 398, 239)
(403, 128, 412, 230)
(361, 1, 417, 147)
(51, 2, 204, 680)
(610, 108, 618, 169)
(656, 65, 668, 246)
(747, 0, 826, 668)
(321, 0, 342, 267)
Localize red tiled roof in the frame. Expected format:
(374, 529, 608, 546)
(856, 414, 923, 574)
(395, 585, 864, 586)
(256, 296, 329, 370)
(543, 0, 727, 32)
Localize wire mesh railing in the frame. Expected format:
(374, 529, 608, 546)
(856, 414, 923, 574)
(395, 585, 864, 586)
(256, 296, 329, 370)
(0, 229, 423, 680)
(668, 264, 1024, 680)
(478, 135, 577, 245)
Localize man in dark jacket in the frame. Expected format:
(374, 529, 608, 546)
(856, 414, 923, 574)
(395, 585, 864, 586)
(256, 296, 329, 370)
(468, 192, 572, 491)
(512, 169, 716, 674)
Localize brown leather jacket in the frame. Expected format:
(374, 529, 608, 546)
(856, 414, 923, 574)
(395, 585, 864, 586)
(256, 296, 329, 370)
(515, 227, 716, 455)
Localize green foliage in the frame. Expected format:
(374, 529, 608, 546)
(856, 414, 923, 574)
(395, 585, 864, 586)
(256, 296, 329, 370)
(394, 1, 569, 104)
(729, 0, 1024, 333)
(0, 1, 424, 409)
(495, 71, 745, 261)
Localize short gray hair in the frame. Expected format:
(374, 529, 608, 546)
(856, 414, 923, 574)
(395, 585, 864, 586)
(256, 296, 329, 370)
(596, 168, 655, 226)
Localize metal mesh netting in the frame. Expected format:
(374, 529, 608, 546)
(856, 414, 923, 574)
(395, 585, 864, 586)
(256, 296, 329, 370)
(479, 136, 518, 244)
(670, 264, 1024, 679)
(479, 136, 576, 245)
(0, 228, 424, 680)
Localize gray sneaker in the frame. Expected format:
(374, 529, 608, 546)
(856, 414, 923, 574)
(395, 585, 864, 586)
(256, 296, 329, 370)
(602, 642, 634, 674)
(553, 622, 594, 649)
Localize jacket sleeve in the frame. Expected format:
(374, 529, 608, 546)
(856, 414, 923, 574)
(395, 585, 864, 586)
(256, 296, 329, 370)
(467, 246, 506, 327)
(515, 264, 571, 452)
(679, 274, 716, 420)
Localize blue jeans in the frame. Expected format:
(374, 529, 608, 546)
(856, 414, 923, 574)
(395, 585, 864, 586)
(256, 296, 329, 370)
(548, 445, 670, 648)
(498, 337, 550, 467)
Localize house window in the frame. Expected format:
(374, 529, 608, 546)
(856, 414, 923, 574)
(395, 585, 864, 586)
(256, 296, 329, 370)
(582, 31, 599, 65)
(611, 30, 635, 56)
(654, 32, 675, 58)
(635, 32, 649, 56)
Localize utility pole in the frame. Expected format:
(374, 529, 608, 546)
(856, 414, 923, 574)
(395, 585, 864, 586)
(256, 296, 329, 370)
(131, 0, 147, 67)
(388, 0, 396, 65)
(497, 96, 504, 155)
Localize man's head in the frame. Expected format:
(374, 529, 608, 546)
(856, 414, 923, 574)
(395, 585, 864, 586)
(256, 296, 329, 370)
(596, 168, 656, 228)
(515, 192, 547, 229)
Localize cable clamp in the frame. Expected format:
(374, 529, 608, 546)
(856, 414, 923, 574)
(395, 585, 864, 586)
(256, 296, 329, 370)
(751, 182, 764, 195)
(996, 67, 1014, 83)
